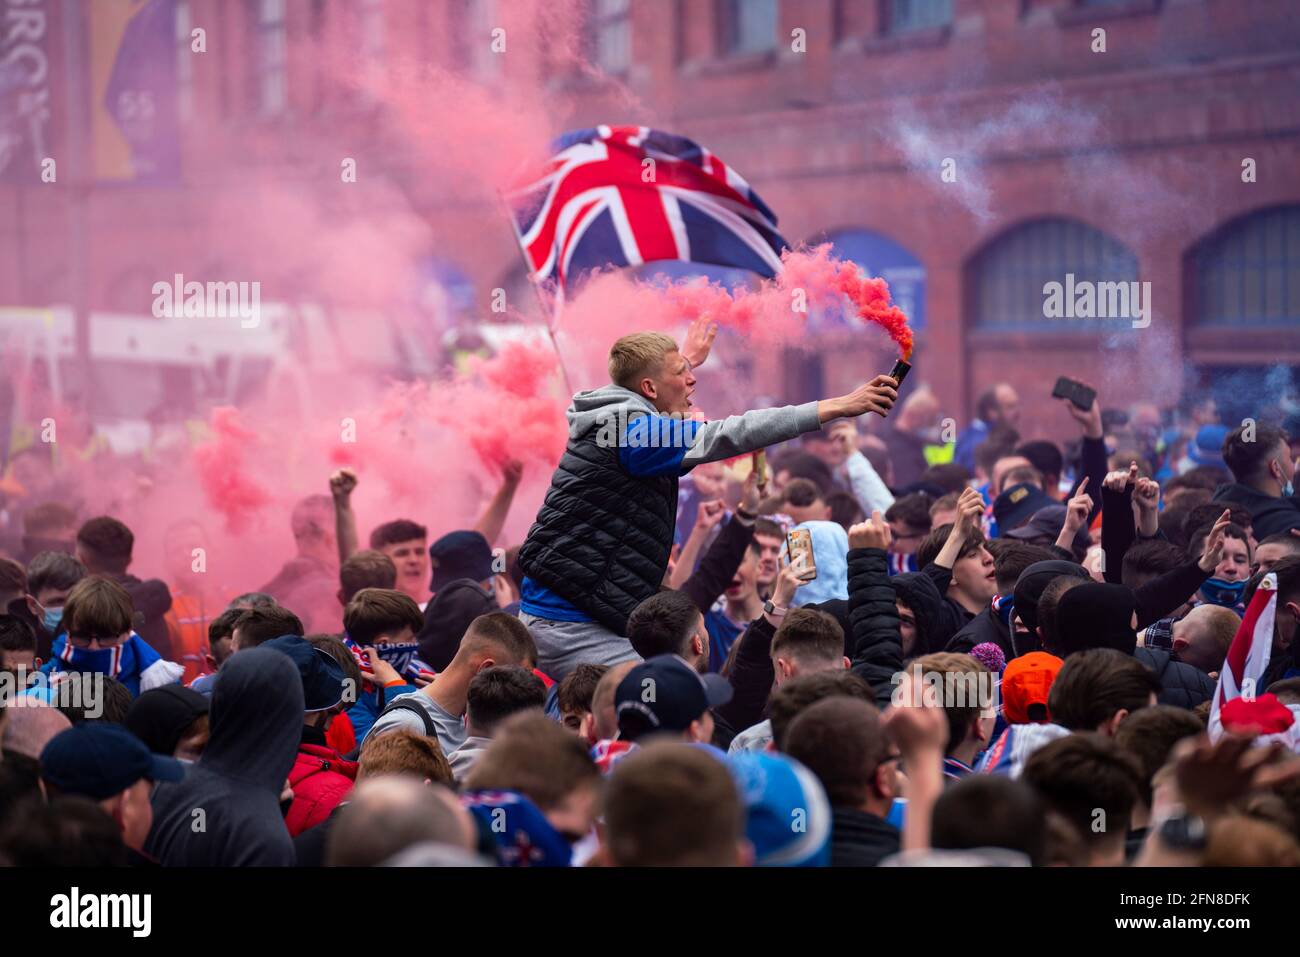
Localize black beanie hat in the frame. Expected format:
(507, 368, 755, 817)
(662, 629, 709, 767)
(1013, 560, 1090, 637)
(1056, 583, 1139, 657)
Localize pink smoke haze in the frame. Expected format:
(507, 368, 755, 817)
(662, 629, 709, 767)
(7, 1, 911, 610)
(192, 407, 272, 535)
(557, 245, 914, 382)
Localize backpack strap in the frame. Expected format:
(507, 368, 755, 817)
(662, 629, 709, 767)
(377, 696, 436, 738)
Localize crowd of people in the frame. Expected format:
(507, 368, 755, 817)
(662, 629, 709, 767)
(2, 323, 1300, 868)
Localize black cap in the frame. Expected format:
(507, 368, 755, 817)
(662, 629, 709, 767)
(429, 530, 495, 592)
(993, 482, 1057, 532)
(1004, 504, 1090, 555)
(40, 723, 185, 800)
(615, 655, 733, 741)
(263, 635, 347, 712)
(125, 684, 210, 756)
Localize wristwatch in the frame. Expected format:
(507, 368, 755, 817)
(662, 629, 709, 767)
(763, 599, 787, 618)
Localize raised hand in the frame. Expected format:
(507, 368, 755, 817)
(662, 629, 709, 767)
(681, 314, 718, 369)
(694, 499, 727, 531)
(954, 486, 985, 537)
(1103, 461, 1138, 495)
(771, 559, 809, 608)
(1060, 476, 1092, 541)
(828, 421, 859, 467)
(501, 459, 524, 487)
(1059, 381, 1103, 439)
(849, 509, 893, 551)
(1133, 476, 1160, 536)
(1198, 509, 1232, 573)
(330, 467, 358, 503)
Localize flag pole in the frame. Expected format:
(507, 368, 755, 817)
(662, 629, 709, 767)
(496, 188, 576, 397)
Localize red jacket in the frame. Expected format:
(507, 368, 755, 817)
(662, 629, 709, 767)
(286, 743, 358, 837)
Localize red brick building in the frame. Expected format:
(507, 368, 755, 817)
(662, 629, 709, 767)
(2, 0, 1297, 442)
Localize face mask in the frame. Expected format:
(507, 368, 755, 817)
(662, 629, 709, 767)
(64, 644, 124, 677)
(42, 606, 64, 634)
(1201, 577, 1246, 608)
(1275, 460, 1295, 498)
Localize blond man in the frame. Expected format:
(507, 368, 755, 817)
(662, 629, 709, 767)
(517, 320, 899, 678)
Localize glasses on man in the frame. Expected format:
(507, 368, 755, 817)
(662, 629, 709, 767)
(66, 633, 127, 649)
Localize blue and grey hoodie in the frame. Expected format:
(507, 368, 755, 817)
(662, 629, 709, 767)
(521, 385, 822, 623)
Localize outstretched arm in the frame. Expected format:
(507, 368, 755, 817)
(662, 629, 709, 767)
(474, 460, 523, 546)
(621, 376, 899, 478)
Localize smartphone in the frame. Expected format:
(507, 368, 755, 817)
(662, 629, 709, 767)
(1101, 408, 1129, 430)
(752, 450, 767, 489)
(1051, 376, 1096, 412)
(786, 528, 818, 581)
(888, 358, 911, 387)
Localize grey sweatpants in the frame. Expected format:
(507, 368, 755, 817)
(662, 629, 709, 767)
(518, 612, 642, 682)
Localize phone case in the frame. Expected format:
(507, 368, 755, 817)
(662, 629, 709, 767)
(787, 528, 818, 580)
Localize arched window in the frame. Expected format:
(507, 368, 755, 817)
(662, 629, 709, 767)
(1189, 205, 1300, 328)
(821, 228, 926, 333)
(970, 218, 1138, 331)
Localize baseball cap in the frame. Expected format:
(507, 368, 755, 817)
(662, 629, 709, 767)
(993, 483, 1057, 533)
(1004, 504, 1090, 555)
(429, 530, 495, 593)
(40, 723, 184, 801)
(263, 635, 347, 712)
(615, 655, 733, 741)
(125, 684, 210, 756)
(462, 790, 573, 867)
(726, 751, 831, 867)
(1000, 652, 1063, 724)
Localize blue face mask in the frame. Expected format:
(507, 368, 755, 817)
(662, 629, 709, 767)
(1201, 577, 1246, 608)
(1275, 459, 1295, 498)
(42, 606, 63, 634)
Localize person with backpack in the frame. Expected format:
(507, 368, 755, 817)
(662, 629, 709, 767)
(363, 613, 538, 759)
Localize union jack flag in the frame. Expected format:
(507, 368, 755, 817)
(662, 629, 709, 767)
(507, 125, 788, 288)
(1209, 572, 1282, 741)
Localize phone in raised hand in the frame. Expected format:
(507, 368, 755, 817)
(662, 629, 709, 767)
(786, 528, 818, 581)
(1051, 376, 1096, 412)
